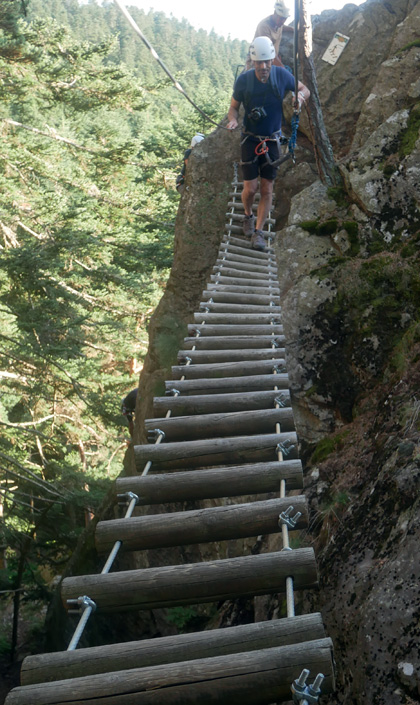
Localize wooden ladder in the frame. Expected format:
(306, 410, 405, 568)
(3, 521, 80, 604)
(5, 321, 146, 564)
(6, 176, 334, 705)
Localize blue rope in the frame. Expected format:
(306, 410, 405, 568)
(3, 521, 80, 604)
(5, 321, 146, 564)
(288, 111, 300, 161)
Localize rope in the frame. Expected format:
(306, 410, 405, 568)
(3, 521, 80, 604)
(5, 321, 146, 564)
(113, 0, 230, 131)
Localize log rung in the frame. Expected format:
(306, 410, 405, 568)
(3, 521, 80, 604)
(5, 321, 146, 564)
(182, 336, 285, 351)
(176, 349, 285, 365)
(134, 431, 297, 471)
(225, 212, 275, 226)
(202, 291, 280, 304)
(215, 258, 278, 275)
(153, 389, 290, 416)
(145, 407, 295, 441)
(116, 460, 303, 504)
(95, 495, 307, 553)
(198, 303, 282, 314)
(225, 224, 275, 238)
(19, 614, 325, 684)
(194, 313, 282, 324)
(170, 358, 286, 379)
(188, 324, 284, 336)
(206, 284, 280, 296)
(9, 638, 334, 705)
(61, 548, 318, 613)
(165, 373, 289, 395)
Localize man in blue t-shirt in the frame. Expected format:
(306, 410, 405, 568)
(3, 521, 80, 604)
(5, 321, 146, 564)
(227, 36, 310, 251)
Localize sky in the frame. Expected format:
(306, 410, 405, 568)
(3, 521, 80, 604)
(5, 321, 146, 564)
(125, 0, 365, 41)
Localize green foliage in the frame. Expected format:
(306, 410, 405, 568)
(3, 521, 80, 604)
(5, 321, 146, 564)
(327, 185, 348, 208)
(166, 604, 216, 633)
(0, 0, 246, 651)
(311, 431, 349, 464)
(399, 102, 420, 158)
(396, 39, 420, 55)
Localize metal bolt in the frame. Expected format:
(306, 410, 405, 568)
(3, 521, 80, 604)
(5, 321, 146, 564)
(276, 440, 295, 457)
(117, 491, 139, 506)
(165, 388, 180, 396)
(275, 394, 288, 407)
(67, 595, 97, 615)
(147, 428, 165, 442)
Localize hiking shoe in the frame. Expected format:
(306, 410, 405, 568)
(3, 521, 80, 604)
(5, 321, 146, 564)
(242, 213, 255, 237)
(251, 230, 266, 252)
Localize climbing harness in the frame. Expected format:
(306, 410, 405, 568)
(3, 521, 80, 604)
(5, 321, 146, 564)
(240, 130, 291, 169)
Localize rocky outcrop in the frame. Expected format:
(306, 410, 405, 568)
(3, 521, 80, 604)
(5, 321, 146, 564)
(132, 0, 420, 702)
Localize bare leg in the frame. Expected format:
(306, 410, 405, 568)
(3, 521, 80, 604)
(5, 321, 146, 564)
(256, 178, 274, 231)
(242, 178, 258, 216)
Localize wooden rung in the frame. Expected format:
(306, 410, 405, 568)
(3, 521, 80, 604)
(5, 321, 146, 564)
(9, 638, 334, 705)
(188, 324, 283, 336)
(116, 460, 303, 504)
(225, 233, 277, 247)
(195, 312, 282, 324)
(206, 283, 280, 295)
(176, 349, 285, 365)
(220, 242, 273, 261)
(198, 303, 282, 314)
(183, 336, 285, 351)
(213, 266, 278, 281)
(153, 389, 290, 416)
(61, 548, 318, 613)
(145, 407, 295, 441)
(171, 359, 286, 379)
(20, 614, 325, 684)
(134, 432, 297, 470)
(165, 373, 289, 396)
(217, 249, 275, 265)
(202, 291, 280, 305)
(215, 259, 278, 275)
(225, 213, 275, 226)
(95, 495, 308, 553)
(210, 274, 277, 288)
(225, 224, 274, 239)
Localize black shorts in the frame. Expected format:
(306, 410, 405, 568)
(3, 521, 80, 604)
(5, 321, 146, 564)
(240, 136, 280, 181)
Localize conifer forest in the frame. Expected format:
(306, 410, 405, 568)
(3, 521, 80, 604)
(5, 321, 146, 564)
(0, 0, 248, 665)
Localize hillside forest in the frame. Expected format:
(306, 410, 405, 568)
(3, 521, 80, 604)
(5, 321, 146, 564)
(0, 0, 248, 666)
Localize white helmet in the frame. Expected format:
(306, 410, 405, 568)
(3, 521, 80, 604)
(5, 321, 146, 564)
(191, 133, 205, 148)
(249, 36, 276, 61)
(274, 0, 290, 17)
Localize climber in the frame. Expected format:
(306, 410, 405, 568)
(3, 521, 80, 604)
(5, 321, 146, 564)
(121, 388, 139, 437)
(245, 0, 294, 71)
(226, 36, 310, 252)
(176, 133, 205, 194)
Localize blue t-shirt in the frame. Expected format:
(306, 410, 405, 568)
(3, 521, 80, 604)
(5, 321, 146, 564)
(233, 66, 295, 136)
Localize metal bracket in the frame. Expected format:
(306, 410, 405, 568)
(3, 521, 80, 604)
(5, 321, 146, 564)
(276, 440, 295, 457)
(147, 428, 165, 442)
(273, 364, 286, 374)
(117, 491, 139, 507)
(275, 394, 288, 408)
(279, 505, 302, 529)
(192, 328, 201, 337)
(179, 356, 192, 365)
(199, 305, 210, 313)
(291, 670, 324, 704)
(67, 595, 97, 615)
(165, 388, 180, 396)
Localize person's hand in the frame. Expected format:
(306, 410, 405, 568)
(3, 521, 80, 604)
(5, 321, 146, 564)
(227, 119, 238, 130)
(292, 91, 306, 111)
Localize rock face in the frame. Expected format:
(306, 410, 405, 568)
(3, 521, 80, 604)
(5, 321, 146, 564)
(132, 0, 420, 702)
